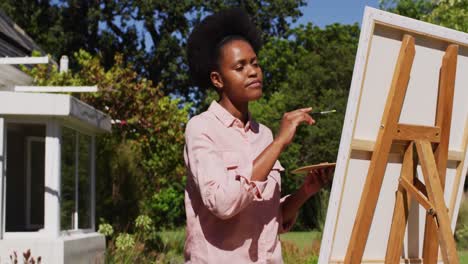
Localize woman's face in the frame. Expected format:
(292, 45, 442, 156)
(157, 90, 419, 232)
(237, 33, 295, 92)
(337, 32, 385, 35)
(211, 39, 263, 104)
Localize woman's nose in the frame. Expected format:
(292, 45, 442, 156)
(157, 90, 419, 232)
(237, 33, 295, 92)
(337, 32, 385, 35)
(247, 64, 258, 77)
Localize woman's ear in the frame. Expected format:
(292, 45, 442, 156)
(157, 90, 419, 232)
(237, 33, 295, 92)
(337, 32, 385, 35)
(210, 71, 223, 93)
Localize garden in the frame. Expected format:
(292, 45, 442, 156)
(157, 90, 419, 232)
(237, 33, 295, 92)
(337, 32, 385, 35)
(1, 0, 467, 262)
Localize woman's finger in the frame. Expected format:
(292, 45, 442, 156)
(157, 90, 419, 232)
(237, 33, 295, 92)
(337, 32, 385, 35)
(286, 109, 312, 121)
(291, 112, 315, 125)
(322, 170, 331, 184)
(308, 169, 319, 178)
(286, 107, 313, 118)
(321, 168, 328, 179)
(308, 170, 319, 183)
(296, 107, 313, 112)
(317, 171, 326, 186)
(327, 167, 335, 179)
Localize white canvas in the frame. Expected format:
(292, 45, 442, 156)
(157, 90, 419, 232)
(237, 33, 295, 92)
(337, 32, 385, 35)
(319, 7, 468, 264)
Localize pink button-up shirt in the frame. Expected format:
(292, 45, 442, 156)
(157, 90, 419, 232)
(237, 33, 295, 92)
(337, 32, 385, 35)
(184, 101, 294, 263)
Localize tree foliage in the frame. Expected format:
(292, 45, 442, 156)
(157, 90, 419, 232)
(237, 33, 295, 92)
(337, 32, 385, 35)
(24, 50, 190, 230)
(255, 23, 360, 229)
(424, 0, 468, 32)
(380, 0, 468, 32)
(1, 0, 306, 101)
(13, 0, 466, 233)
(379, 0, 435, 19)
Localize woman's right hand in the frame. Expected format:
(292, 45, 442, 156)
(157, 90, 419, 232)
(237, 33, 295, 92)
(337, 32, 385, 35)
(274, 107, 315, 149)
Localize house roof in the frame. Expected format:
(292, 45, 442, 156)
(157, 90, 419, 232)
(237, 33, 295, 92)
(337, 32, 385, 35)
(0, 9, 45, 89)
(0, 10, 112, 134)
(0, 9, 45, 57)
(0, 91, 112, 133)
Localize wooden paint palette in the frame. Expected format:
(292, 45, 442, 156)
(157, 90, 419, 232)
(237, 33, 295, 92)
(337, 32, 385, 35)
(291, 162, 336, 175)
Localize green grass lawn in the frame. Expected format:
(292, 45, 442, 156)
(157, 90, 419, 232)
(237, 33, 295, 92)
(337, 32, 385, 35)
(280, 231, 468, 263)
(157, 230, 468, 263)
(280, 231, 321, 250)
(460, 251, 468, 264)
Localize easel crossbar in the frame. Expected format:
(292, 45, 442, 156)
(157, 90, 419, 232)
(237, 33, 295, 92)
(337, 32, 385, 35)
(343, 34, 460, 264)
(399, 176, 433, 212)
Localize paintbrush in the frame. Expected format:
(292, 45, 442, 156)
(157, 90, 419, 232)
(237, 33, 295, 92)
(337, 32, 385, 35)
(275, 109, 336, 121)
(310, 109, 336, 116)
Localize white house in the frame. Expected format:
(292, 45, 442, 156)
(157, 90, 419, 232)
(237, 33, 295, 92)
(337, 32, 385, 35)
(0, 10, 111, 263)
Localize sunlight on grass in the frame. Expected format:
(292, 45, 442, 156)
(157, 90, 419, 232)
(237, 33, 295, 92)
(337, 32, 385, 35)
(280, 231, 321, 264)
(460, 251, 468, 263)
(156, 230, 468, 263)
(280, 231, 321, 250)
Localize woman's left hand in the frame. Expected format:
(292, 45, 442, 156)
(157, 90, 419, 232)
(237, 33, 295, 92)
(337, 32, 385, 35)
(301, 167, 334, 198)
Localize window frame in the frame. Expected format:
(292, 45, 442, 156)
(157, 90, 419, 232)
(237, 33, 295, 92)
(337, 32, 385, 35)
(0, 118, 96, 239)
(25, 136, 46, 230)
(60, 125, 94, 233)
(1, 118, 48, 238)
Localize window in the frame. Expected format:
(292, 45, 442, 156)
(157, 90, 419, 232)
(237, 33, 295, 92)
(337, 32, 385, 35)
(61, 127, 92, 230)
(78, 134, 91, 229)
(5, 124, 45, 232)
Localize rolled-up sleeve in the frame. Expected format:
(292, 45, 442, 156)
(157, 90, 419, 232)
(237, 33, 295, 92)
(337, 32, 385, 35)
(185, 119, 266, 220)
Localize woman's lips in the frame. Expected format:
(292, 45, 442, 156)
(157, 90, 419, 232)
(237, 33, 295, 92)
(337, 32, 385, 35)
(246, 80, 262, 89)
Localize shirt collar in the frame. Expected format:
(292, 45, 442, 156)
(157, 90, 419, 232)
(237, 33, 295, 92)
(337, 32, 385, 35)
(208, 100, 258, 132)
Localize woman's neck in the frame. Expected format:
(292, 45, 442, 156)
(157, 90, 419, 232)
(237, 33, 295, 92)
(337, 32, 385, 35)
(218, 97, 249, 125)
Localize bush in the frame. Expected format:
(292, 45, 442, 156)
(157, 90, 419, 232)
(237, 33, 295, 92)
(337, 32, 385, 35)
(99, 216, 185, 263)
(98, 221, 114, 237)
(456, 194, 468, 250)
(143, 186, 185, 230)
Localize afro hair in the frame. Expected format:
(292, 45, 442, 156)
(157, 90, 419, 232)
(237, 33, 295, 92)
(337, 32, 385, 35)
(187, 8, 263, 91)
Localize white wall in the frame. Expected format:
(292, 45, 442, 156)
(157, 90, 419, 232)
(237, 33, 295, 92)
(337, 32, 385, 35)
(0, 233, 105, 263)
(0, 117, 4, 239)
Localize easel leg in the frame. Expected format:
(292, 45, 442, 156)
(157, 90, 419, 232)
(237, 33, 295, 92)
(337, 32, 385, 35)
(386, 142, 415, 263)
(344, 34, 415, 264)
(423, 44, 458, 264)
(416, 140, 459, 264)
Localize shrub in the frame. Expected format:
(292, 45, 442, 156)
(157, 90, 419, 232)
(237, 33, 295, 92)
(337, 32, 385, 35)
(98, 221, 114, 237)
(456, 194, 468, 250)
(115, 233, 136, 251)
(143, 186, 185, 229)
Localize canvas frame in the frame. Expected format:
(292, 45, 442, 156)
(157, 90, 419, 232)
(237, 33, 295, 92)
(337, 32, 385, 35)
(319, 7, 468, 264)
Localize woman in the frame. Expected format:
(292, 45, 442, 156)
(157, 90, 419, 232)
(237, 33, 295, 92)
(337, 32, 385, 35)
(184, 8, 332, 263)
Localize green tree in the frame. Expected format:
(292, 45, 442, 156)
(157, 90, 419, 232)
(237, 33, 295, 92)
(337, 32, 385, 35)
(423, 0, 468, 32)
(258, 23, 359, 230)
(24, 50, 190, 230)
(379, 0, 435, 19)
(380, 0, 468, 32)
(1, 0, 306, 102)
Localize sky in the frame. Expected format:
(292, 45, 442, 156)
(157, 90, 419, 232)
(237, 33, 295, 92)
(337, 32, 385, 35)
(293, 0, 381, 27)
(135, 1, 383, 52)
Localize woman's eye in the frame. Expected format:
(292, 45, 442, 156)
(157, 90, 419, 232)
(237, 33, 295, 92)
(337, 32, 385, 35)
(235, 66, 244, 71)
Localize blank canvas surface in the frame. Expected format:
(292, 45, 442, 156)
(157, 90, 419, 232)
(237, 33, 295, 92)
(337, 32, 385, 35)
(319, 7, 468, 264)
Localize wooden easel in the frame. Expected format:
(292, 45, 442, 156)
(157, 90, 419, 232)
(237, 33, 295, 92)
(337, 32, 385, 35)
(344, 34, 459, 263)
